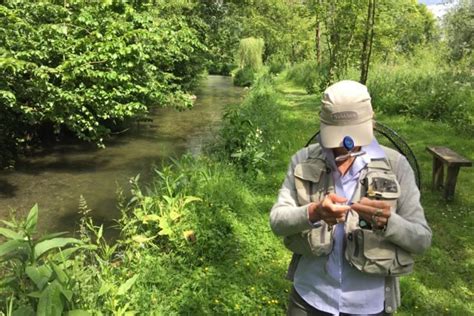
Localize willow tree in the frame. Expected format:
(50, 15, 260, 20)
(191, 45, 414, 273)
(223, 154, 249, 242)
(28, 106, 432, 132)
(237, 37, 265, 70)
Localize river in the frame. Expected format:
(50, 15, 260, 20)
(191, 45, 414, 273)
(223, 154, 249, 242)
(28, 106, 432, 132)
(0, 75, 244, 234)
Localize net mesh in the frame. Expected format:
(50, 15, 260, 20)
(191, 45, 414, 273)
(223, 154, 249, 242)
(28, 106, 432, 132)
(305, 121, 421, 189)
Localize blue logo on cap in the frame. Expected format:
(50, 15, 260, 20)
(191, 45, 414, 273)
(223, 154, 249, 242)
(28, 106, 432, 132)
(343, 136, 354, 151)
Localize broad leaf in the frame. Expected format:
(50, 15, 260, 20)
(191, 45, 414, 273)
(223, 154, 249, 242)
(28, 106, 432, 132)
(52, 263, 68, 285)
(0, 227, 24, 240)
(66, 310, 92, 316)
(0, 239, 27, 258)
(37, 231, 69, 243)
(34, 237, 82, 259)
(12, 305, 35, 316)
(158, 220, 172, 236)
(97, 225, 103, 240)
(25, 204, 38, 233)
(117, 274, 139, 296)
(98, 282, 113, 296)
(132, 235, 155, 244)
(25, 265, 53, 290)
(37, 281, 64, 316)
(181, 196, 202, 206)
(142, 214, 161, 223)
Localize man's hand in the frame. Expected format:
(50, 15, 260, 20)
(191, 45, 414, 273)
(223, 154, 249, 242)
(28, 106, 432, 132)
(351, 197, 391, 229)
(308, 193, 351, 226)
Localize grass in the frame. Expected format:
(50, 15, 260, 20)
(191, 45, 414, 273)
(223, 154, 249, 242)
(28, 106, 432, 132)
(272, 75, 474, 315)
(1, 67, 472, 315)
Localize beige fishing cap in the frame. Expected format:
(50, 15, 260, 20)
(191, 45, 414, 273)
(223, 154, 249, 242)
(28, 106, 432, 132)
(319, 80, 374, 148)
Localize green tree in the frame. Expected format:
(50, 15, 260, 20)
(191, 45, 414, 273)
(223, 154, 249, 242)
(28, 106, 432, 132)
(443, 0, 473, 63)
(0, 0, 207, 163)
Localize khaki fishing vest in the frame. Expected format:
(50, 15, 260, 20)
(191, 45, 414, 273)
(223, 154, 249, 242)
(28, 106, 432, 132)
(284, 144, 414, 277)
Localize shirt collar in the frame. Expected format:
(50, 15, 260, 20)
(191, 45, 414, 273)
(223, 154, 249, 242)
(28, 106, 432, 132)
(320, 137, 386, 177)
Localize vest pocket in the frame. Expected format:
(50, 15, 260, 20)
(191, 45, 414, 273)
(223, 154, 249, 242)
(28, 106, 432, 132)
(345, 228, 414, 276)
(284, 222, 334, 257)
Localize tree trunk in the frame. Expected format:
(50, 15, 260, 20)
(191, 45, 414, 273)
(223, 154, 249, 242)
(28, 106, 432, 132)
(315, 0, 322, 63)
(360, 0, 376, 85)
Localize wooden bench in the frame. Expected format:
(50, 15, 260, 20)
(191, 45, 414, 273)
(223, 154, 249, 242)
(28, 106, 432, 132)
(426, 146, 472, 200)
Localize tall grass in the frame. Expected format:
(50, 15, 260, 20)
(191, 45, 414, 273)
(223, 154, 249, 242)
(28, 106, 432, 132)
(367, 50, 473, 134)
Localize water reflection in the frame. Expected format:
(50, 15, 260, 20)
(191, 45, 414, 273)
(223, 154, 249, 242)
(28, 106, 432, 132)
(0, 76, 244, 234)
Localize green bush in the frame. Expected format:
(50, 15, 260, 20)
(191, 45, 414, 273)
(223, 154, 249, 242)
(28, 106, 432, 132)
(267, 54, 288, 75)
(219, 74, 282, 173)
(285, 60, 321, 94)
(0, 1, 207, 156)
(367, 56, 473, 134)
(233, 67, 255, 87)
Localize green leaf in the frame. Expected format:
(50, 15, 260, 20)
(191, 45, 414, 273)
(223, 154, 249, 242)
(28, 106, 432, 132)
(98, 282, 113, 296)
(37, 231, 69, 243)
(55, 281, 73, 302)
(25, 265, 53, 290)
(181, 196, 202, 207)
(66, 310, 92, 316)
(142, 214, 161, 223)
(51, 263, 68, 285)
(37, 281, 64, 316)
(34, 237, 82, 259)
(117, 274, 139, 296)
(0, 239, 27, 258)
(158, 220, 172, 236)
(53, 245, 95, 261)
(97, 225, 103, 240)
(12, 305, 35, 316)
(25, 204, 38, 234)
(0, 227, 24, 240)
(1, 220, 16, 228)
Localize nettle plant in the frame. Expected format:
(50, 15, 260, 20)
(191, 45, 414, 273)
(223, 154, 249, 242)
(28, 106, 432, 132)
(0, 205, 87, 315)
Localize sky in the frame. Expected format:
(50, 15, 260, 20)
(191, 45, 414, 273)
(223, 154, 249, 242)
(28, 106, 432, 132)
(418, 0, 456, 18)
(418, 0, 447, 4)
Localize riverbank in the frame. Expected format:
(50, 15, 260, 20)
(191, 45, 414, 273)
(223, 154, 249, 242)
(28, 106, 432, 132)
(0, 76, 244, 235)
(1, 72, 473, 315)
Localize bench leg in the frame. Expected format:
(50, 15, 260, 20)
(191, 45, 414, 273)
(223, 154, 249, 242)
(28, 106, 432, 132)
(444, 166, 461, 200)
(432, 157, 444, 190)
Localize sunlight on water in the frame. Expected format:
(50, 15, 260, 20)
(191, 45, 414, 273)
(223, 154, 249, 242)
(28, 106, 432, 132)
(0, 76, 245, 234)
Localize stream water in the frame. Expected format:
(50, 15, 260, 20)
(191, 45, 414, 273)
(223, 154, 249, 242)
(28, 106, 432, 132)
(0, 75, 244, 234)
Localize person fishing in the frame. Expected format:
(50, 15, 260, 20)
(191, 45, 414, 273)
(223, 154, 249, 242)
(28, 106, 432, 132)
(270, 80, 431, 315)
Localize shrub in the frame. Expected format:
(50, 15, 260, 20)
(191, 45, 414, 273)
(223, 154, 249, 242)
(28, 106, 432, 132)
(218, 74, 281, 173)
(233, 67, 255, 87)
(0, 0, 207, 162)
(267, 54, 288, 75)
(285, 60, 321, 94)
(367, 56, 473, 134)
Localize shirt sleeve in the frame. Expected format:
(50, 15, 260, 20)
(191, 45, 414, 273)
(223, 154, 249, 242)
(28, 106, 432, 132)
(383, 154, 432, 254)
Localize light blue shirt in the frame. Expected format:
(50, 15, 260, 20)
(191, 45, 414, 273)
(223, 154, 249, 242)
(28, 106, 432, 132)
(293, 139, 386, 315)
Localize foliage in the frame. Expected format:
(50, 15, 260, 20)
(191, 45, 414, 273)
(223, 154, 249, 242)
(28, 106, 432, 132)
(218, 74, 281, 173)
(267, 53, 288, 75)
(285, 60, 322, 94)
(0, 0, 207, 155)
(0, 205, 86, 315)
(236, 37, 265, 71)
(367, 48, 473, 135)
(195, 0, 241, 75)
(233, 67, 255, 87)
(1, 64, 473, 314)
(443, 0, 473, 64)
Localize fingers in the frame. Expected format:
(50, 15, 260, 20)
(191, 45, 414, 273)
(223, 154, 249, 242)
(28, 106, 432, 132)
(317, 194, 351, 225)
(351, 198, 391, 229)
(327, 193, 348, 204)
